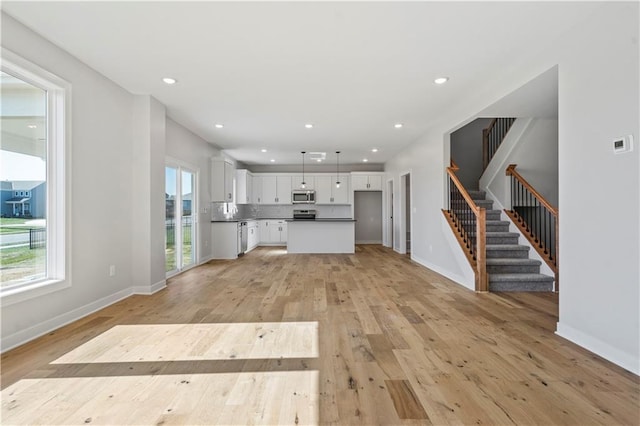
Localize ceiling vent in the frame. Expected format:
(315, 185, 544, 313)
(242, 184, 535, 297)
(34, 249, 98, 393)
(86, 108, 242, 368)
(308, 152, 326, 161)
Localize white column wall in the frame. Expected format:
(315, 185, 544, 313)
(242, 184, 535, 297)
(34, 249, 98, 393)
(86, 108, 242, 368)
(165, 117, 222, 263)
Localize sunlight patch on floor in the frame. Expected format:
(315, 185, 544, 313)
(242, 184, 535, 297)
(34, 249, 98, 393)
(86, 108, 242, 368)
(52, 322, 318, 364)
(2, 371, 319, 425)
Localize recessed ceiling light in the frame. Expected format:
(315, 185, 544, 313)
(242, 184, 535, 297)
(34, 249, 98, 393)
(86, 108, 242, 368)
(305, 124, 313, 129)
(363, 158, 369, 162)
(394, 123, 403, 129)
(371, 148, 378, 153)
(27, 124, 37, 129)
(215, 124, 224, 129)
(270, 159, 275, 162)
(316, 159, 322, 162)
(162, 77, 177, 85)
(434, 77, 449, 85)
(261, 148, 267, 153)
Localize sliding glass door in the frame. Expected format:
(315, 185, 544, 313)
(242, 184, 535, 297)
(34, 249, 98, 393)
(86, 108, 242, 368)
(165, 164, 197, 276)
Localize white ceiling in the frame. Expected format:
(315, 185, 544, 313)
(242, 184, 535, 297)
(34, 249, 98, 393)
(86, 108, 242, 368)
(2, 2, 599, 166)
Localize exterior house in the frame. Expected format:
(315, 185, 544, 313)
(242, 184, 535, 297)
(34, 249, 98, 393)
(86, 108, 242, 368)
(0, 0, 637, 387)
(0, 180, 45, 218)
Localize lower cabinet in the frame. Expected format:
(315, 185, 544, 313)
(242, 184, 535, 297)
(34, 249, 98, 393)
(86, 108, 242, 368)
(259, 220, 288, 245)
(247, 221, 259, 252)
(211, 222, 239, 259)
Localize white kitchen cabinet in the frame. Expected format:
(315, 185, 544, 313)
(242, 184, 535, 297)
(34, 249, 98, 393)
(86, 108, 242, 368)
(262, 176, 292, 204)
(315, 175, 350, 204)
(269, 220, 288, 243)
(252, 176, 263, 204)
(292, 175, 314, 190)
(351, 173, 382, 191)
(259, 220, 287, 244)
(236, 169, 253, 204)
(211, 158, 235, 202)
(259, 219, 269, 242)
(247, 220, 259, 251)
(211, 222, 239, 259)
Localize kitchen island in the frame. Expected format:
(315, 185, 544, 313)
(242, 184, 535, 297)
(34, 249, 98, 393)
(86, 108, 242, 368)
(286, 219, 356, 254)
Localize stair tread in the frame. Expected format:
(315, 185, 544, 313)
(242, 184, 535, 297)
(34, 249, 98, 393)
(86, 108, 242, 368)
(487, 258, 541, 265)
(489, 273, 554, 282)
(484, 231, 519, 236)
(486, 244, 529, 250)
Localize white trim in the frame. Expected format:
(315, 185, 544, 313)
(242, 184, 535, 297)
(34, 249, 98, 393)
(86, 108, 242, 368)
(356, 240, 383, 244)
(556, 322, 640, 376)
(0, 278, 71, 308)
(410, 254, 474, 291)
(132, 279, 166, 295)
(0, 288, 132, 353)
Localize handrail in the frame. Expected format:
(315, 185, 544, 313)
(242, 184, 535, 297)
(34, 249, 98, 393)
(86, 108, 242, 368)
(443, 165, 487, 292)
(506, 164, 558, 215)
(505, 164, 559, 290)
(446, 167, 480, 215)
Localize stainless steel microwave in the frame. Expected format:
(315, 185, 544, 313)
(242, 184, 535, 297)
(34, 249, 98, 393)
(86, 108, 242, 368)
(292, 190, 316, 204)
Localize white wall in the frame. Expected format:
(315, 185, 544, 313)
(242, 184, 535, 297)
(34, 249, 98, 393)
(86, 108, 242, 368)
(1, 14, 137, 349)
(165, 117, 221, 263)
(385, 3, 639, 373)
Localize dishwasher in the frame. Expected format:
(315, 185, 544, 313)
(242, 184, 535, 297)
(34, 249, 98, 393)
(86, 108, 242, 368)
(239, 221, 248, 255)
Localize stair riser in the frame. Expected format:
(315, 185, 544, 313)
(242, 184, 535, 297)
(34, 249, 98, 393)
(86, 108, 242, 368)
(457, 223, 509, 232)
(486, 236, 519, 245)
(451, 210, 502, 220)
(486, 250, 529, 259)
(487, 265, 541, 274)
(489, 281, 554, 292)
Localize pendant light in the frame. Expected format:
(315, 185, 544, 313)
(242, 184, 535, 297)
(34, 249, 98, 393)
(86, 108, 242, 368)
(301, 151, 306, 189)
(335, 151, 341, 188)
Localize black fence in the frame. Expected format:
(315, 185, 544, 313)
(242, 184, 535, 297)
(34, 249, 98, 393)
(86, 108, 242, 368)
(166, 216, 193, 245)
(30, 228, 46, 249)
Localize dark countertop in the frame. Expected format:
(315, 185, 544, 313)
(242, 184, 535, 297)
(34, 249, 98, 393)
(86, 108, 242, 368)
(211, 218, 292, 223)
(286, 218, 356, 222)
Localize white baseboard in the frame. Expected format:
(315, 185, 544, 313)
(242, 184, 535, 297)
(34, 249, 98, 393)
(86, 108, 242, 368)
(132, 279, 166, 295)
(0, 287, 133, 353)
(356, 240, 383, 244)
(411, 255, 474, 291)
(556, 322, 639, 376)
(198, 255, 213, 264)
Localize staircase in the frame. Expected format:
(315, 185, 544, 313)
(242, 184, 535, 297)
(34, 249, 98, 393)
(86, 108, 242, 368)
(467, 190, 554, 292)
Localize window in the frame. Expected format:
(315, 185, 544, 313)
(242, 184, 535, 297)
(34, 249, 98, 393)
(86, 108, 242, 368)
(1, 49, 70, 306)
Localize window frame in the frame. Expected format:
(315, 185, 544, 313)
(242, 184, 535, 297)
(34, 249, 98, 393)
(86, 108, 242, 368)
(1, 48, 72, 307)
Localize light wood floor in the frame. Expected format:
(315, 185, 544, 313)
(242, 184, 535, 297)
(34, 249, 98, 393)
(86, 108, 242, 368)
(2, 245, 638, 425)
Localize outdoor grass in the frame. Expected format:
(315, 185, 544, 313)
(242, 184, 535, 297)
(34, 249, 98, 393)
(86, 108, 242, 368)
(0, 246, 45, 285)
(0, 218, 44, 234)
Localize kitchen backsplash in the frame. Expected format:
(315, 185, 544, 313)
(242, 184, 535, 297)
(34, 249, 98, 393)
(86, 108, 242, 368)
(211, 202, 351, 220)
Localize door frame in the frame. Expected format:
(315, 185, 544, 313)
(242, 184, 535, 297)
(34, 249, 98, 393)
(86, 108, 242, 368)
(399, 170, 412, 255)
(385, 178, 394, 248)
(165, 157, 200, 278)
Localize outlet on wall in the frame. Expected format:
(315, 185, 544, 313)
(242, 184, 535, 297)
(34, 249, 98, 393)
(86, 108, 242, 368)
(109, 265, 116, 277)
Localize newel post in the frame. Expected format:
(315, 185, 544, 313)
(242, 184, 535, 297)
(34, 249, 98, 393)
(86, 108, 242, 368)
(476, 208, 488, 292)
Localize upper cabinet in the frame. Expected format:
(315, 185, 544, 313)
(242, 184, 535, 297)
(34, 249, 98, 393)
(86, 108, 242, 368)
(236, 169, 253, 204)
(211, 158, 235, 202)
(315, 175, 350, 204)
(261, 175, 292, 204)
(351, 173, 383, 191)
(252, 176, 263, 204)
